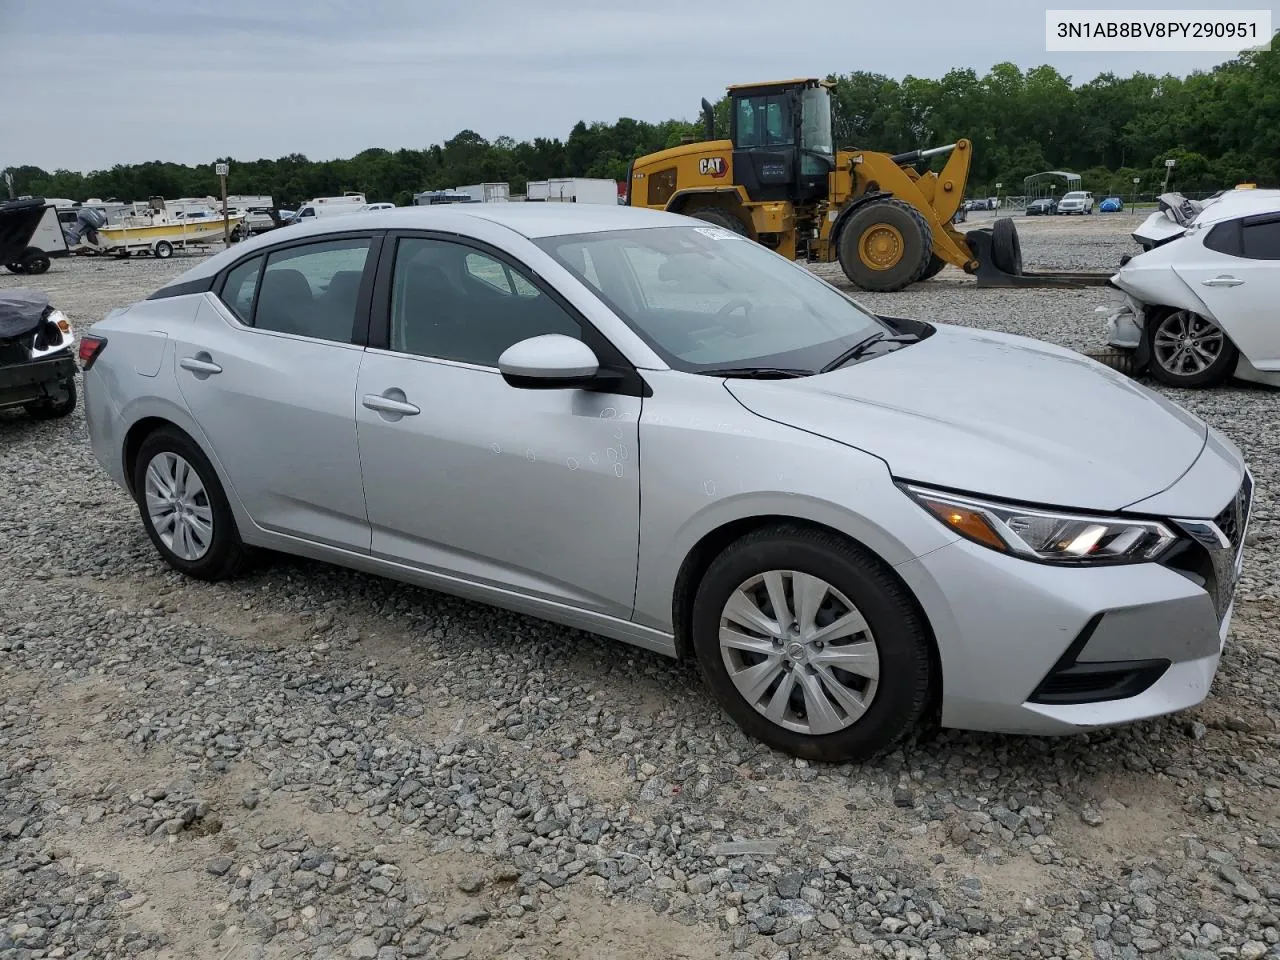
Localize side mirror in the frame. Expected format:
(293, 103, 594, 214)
(498, 334, 601, 390)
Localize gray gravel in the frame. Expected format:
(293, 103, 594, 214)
(3, 219, 1279, 960)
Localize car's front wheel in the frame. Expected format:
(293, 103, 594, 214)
(133, 427, 250, 580)
(690, 525, 934, 762)
(1147, 308, 1239, 388)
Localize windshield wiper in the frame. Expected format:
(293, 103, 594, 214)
(819, 332, 919, 373)
(698, 366, 814, 379)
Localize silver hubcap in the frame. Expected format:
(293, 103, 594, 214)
(144, 452, 213, 561)
(1153, 310, 1224, 377)
(718, 571, 880, 736)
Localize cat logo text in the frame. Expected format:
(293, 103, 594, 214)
(698, 157, 728, 178)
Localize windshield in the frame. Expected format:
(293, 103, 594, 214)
(1063, 192, 1086, 200)
(535, 225, 889, 373)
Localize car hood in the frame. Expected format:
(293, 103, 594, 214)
(725, 324, 1208, 512)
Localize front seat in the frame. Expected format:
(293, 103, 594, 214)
(398, 262, 465, 358)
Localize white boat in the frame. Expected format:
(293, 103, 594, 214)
(92, 205, 245, 259)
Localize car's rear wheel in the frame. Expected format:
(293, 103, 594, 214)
(133, 427, 250, 580)
(690, 524, 934, 762)
(24, 376, 77, 420)
(1147, 308, 1238, 388)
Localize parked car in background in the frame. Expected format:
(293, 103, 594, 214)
(0, 288, 78, 420)
(1103, 189, 1280, 388)
(81, 203, 1251, 762)
(1057, 191, 1095, 215)
(1099, 197, 1124, 212)
(1026, 198, 1058, 216)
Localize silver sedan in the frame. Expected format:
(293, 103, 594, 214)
(81, 203, 1251, 762)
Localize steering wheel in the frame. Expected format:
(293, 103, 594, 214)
(717, 298, 753, 319)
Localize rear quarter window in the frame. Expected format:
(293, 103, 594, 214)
(220, 256, 263, 322)
(1242, 218, 1280, 260)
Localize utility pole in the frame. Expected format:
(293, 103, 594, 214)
(1162, 159, 1176, 193)
(216, 162, 230, 247)
(1132, 176, 1140, 214)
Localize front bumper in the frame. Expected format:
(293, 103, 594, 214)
(0, 354, 77, 409)
(1100, 288, 1144, 350)
(896, 471, 1251, 736)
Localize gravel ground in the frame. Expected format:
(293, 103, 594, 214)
(2, 217, 1279, 960)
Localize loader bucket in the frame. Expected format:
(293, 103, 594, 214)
(967, 220, 1114, 289)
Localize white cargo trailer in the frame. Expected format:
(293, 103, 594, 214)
(544, 178, 617, 205)
(454, 183, 510, 203)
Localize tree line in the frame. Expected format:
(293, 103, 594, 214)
(5, 44, 1276, 209)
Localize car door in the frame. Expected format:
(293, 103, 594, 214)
(174, 232, 381, 550)
(1175, 213, 1280, 368)
(354, 233, 642, 619)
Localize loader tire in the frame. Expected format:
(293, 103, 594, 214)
(920, 255, 947, 280)
(685, 205, 747, 235)
(837, 199, 934, 292)
(990, 218, 1023, 276)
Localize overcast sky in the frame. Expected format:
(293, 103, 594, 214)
(1, 0, 1274, 171)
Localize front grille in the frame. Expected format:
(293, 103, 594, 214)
(1169, 471, 1253, 625)
(1214, 471, 1252, 554)
(0, 341, 29, 365)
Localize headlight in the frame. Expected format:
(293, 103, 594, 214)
(902, 484, 1178, 565)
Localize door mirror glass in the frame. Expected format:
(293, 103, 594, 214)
(498, 334, 600, 389)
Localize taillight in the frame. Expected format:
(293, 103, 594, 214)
(79, 335, 107, 370)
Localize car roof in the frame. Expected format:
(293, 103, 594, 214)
(1194, 189, 1280, 225)
(163, 203, 691, 286)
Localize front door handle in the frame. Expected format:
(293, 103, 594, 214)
(180, 355, 222, 375)
(1202, 276, 1244, 287)
(362, 393, 421, 416)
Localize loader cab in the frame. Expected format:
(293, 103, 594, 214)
(728, 78, 834, 204)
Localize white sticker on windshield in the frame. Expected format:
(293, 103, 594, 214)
(693, 226, 740, 241)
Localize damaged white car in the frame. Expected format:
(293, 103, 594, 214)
(1103, 189, 1280, 388)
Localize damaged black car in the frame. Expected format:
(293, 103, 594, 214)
(0, 289, 78, 420)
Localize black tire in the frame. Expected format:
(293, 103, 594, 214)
(154, 240, 174, 259)
(684, 205, 747, 235)
(690, 524, 935, 763)
(837, 199, 934, 292)
(5, 261, 25, 275)
(1145, 309, 1238, 388)
(919, 255, 947, 280)
(20, 248, 51, 275)
(132, 426, 251, 581)
(989, 218, 1023, 275)
(23, 377, 77, 420)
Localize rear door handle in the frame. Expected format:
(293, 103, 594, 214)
(362, 393, 421, 416)
(1202, 276, 1244, 287)
(179, 356, 222, 375)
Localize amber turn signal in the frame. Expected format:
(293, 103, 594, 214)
(917, 496, 1008, 552)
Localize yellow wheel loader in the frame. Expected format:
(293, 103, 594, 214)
(626, 78, 1108, 292)
(625, 78, 977, 291)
